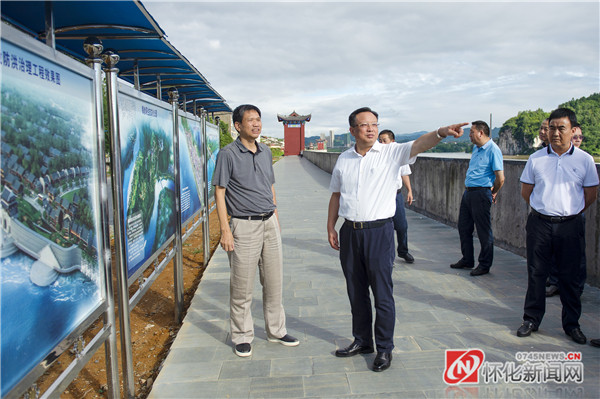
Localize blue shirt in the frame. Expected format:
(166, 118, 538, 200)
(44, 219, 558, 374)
(464, 139, 503, 188)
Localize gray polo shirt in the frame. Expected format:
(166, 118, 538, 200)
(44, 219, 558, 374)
(212, 137, 276, 216)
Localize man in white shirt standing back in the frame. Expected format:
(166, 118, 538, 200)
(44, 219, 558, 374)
(378, 129, 414, 263)
(327, 107, 466, 372)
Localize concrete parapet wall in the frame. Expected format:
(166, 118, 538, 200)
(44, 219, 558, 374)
(302, 151, 340, 174)
(303, 150, 600, 287)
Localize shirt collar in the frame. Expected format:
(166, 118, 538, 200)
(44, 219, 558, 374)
(371, 140, 384, 152)
(547, 143, 575, 156)
(351, 140, 382, 157)
(476, 138, 493, 150)
(234, 136, 261, 154)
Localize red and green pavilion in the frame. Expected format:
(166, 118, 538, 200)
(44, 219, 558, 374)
(277, 111, 311, 156)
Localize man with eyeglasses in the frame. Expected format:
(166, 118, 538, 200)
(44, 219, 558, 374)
(572, 125, 583, 148)
(327, 107, 466, 372)
(450, 121, 505, 277)
(517, 108, 598, 345)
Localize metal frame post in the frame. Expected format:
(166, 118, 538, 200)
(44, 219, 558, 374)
(169, 88, 185, 323)
(201, 109, 210, 268)
(84, 37, 119, 399)
(133, 60, 140, 90)
(44, 1, 55, 49)
(102, 48, 136, 399)
(156, 74, 161, 99)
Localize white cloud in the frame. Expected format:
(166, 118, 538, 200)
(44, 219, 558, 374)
(143, 1, 599, 138)
(208, 39, 221, 49)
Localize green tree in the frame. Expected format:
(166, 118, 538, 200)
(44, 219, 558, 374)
(559, 93, 600, 155)
(219, 120, 233, 148)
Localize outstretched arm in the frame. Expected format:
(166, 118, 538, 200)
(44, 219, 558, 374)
(410, 123, 468, 158)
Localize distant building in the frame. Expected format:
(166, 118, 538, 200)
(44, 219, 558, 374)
(1, 187, 18, 217)
(277, 111, 311, 156)
(316, 139, 327, 151)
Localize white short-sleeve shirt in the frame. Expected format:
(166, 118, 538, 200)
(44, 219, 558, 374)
(396, 164, 411, 190)
(330, 140, 416, 221)
(520, 145, 599, 216)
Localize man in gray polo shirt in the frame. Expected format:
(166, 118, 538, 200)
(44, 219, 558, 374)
(213, 104, 299, 357)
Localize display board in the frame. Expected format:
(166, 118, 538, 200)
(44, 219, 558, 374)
(178, 114, 204, 224)
(117, 86, 176, 280)
(205, 122, 219, 201)
(0, 34, 104, 396)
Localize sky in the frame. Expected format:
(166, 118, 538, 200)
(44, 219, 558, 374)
(143, 1, 599, 138)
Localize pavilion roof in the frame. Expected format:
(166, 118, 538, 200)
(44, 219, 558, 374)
(277, 111, 311, 123)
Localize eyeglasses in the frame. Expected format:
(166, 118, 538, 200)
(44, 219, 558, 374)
(573, 135, 583, 140)
(355, 123, 379, 129)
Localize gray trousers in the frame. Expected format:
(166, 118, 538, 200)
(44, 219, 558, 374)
(227, 215, 287, 345)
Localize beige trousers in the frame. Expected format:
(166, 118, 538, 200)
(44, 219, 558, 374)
(228, 215, 287, 345)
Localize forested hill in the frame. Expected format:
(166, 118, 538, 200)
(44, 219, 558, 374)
(499, 93, 599, 156)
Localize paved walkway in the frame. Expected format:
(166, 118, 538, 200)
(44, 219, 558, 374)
(150, 156, 600, 398)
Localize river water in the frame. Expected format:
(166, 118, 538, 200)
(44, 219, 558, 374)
(1, 252, 100, 396)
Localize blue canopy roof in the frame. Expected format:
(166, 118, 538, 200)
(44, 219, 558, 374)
(1, 0, 231, 113)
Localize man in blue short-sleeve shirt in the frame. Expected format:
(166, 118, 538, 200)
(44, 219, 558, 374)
(450, 120, 505, 276)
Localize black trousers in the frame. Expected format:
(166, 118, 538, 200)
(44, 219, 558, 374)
(457, 189, 494, 269)
(339, 219, 395, 353)
(523, 212, 585, 333)
(547, 214, 587, 294)
(393, 191, 409, 257)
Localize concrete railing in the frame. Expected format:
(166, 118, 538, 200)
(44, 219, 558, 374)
(303, 150, 600, 287)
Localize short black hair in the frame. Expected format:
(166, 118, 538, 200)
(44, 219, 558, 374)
(471, 120, 490, 137)
(349, 107, 378, 127)
(233, 104, 261, 126)
(379, 129, 395, 141)
(548, 108, 578, 128)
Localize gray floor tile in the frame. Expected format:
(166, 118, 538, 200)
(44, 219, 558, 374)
(150, 157, 600, 399)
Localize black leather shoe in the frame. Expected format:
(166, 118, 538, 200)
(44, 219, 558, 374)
(372, 352, 392, 372)
(470, 266, 489, 276)
(566, 328, 587, 345)
(335, 341, 374, 357)
(590, 338, 600, 348)
(450, 260, 474, 269)
(399, 252, 414, 263)
(516, 321, 538, 337)
(545, 285, 559, 297)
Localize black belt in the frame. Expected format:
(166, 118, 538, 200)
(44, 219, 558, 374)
(344, 218, 391, 230)
(231, 211, 274, 221)
(466, 186, 491, 191)
(397, 189, 402, 194)
(531, 209, 578, 223)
